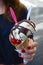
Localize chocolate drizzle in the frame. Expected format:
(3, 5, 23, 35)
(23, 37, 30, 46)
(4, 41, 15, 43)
(10, 19, 35, 39)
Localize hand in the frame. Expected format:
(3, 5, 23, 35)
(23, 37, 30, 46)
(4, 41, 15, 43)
(19, 38, 37, 62)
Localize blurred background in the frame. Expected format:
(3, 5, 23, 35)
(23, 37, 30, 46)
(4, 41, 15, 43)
(20, 0, 43, 65)
(20, 0, 43, 7)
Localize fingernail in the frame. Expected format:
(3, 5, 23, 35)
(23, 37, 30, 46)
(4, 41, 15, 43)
(18, 53, 21, 57)
(21, 49, 26, 53)
(27, 46, 31, 50)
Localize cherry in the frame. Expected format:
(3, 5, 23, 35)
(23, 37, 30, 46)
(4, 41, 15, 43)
(21, 49, 26, 53)
(16, 39, 21, 44)
(11, 38, 17, 44)
(11, 38, 21, 45)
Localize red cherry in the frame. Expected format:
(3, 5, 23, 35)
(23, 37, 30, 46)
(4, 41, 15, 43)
(11, 38, 21, 45)
(21, 49, 26, 53)
(16, 39, 21, 44)
(27, 46, 31, 50)
(11, 38, 17, 44)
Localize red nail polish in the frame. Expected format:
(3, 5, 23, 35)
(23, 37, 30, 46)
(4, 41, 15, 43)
(18, 53, 21, 57)
(27, 46, 31, 50)
(21, 49, 26, 53)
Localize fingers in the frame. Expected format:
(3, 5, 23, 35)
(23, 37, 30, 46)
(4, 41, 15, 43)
(32, 42, 38, 48)
(21, 46, 37, 54)
(21, 39, 37, 54)
(24, 57, 33, 62)
(23, 53, 35, 59)
(28, 38, 38, 48)
(18, 48, 37, 62)
(26, 47, 37, 54)
(19, 52, 35, 61)
(18, 48, 36, 58)
(18, 38, 38, 62)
